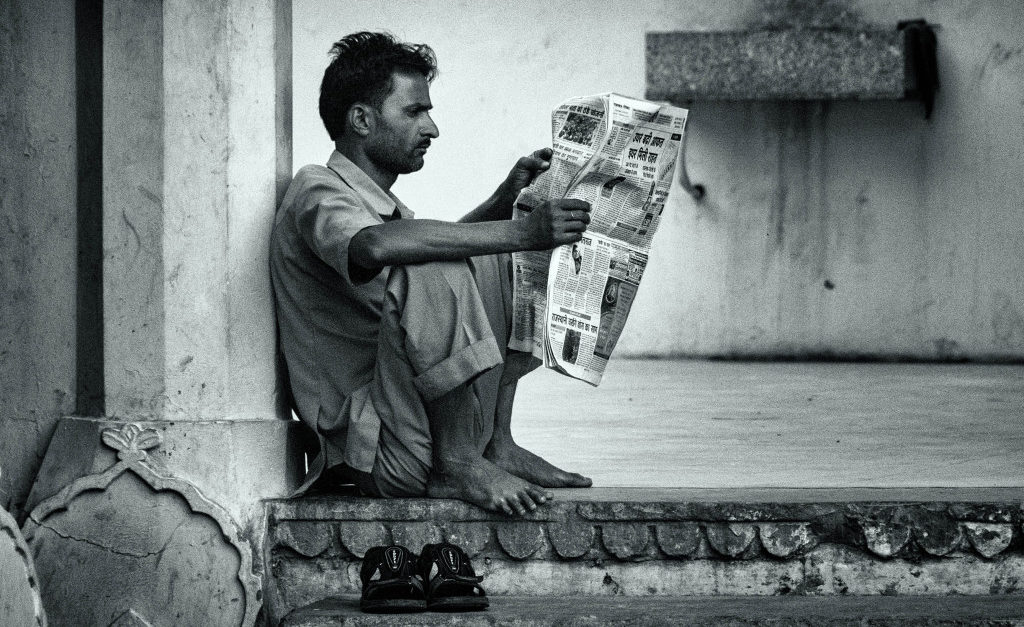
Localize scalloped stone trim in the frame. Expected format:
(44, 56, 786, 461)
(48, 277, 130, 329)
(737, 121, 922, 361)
(269, 499, 1023, 562)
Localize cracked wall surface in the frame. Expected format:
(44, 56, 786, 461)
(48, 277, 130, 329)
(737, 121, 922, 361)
(28, 472, 245, 626)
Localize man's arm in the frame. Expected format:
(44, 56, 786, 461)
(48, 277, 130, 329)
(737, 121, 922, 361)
(349, 148, 590, 274)
(348, 198, 590, 272)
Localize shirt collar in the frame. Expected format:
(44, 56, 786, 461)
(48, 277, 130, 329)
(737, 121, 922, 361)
(326, 150, 414, 219)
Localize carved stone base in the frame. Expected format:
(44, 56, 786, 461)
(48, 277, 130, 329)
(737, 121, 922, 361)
(1, 500, 45, 626)
(23, 417, 308, 626)
(265, 488, 1024, 622)
(26, 417, 308, 527)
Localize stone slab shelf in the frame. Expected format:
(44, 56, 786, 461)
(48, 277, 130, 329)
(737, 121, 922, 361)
(264, 488, 1024, 623)
(646, 23, 937, 107)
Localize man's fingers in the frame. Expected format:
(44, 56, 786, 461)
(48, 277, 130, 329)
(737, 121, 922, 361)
(558, 199, 591, 212)
(569, 210, 591, 224)
(531, 147, 553, 165)
(519, 152, 550, 172)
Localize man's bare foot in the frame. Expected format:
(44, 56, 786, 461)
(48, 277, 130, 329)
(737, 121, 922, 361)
(485, 442, 593, 488)
(426, 456, 553, 516)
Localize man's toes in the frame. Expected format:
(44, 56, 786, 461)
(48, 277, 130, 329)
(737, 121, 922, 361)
(571, 474, 593, 488)
(496, 497, 515, 516)
(527, 486, 551, 503)
(517, 490, 539, 511)
(506, 495, 527, 516)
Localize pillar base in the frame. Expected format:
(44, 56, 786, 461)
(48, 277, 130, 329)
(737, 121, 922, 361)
(23, 416, 309, 626)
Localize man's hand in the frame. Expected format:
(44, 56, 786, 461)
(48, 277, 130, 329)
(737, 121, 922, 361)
(519, 198, 591, 250)
(459, 148, 553, 224)
(498, 148, 553, 205)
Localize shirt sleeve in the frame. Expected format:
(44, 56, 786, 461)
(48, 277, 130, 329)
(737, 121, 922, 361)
(291, 168, 382, 284)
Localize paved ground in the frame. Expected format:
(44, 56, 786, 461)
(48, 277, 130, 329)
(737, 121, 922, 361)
(511, 359, 1024, 488)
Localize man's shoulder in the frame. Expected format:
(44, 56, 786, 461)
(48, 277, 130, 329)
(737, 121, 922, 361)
(292, 163, 344, 190)
(281, 163, 360, 213)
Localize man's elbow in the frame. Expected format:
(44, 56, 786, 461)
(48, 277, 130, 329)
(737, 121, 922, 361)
(349, 226, 389, 271)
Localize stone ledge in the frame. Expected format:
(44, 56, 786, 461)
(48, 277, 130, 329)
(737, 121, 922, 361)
(645, 28, 906, 101)
(266, 488, 1024, 562)
(264, 488, 1024, 620)
(281, 594, 1024, 626)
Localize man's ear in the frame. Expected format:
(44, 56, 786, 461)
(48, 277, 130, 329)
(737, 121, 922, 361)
(347, 103, 373, 137)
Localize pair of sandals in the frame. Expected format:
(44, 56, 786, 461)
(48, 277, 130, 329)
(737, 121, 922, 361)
(360, 542, 489, 613)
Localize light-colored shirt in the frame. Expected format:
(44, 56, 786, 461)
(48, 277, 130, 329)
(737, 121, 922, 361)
(269, 151, 413, 473)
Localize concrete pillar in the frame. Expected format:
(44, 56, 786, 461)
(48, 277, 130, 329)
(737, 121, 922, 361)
(102, 0, 289, 421)
(0, 0, 78, 522)
(23, 1, 302, 624)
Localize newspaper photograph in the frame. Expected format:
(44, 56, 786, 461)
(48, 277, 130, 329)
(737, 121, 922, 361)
(509, 93, 688, 385)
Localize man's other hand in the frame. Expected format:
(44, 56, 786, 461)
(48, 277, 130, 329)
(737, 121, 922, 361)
(499, 148, 552, 202)
(520, 198, 591, 250)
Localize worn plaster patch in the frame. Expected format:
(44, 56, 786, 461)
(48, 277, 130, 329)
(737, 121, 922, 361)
(705, 523, 757, 557)
(547, 523, 594, 559)
(654, 522, 701, 558)
(337, 522, 389, 558)
(963, 522, 1013, 558)
(496, 523, 545, 560)
(759, 522, 818, 558)
(443, 523, 491, 558)
(861, 522, 911, 558)
(601, 524, 650, 559)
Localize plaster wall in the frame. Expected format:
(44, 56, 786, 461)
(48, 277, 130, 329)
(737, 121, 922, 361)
(0, 0, 78, 517)
(293, 0, 1024, 360)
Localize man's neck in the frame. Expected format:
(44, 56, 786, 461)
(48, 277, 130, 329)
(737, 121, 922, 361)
(335, 142, 397, 192)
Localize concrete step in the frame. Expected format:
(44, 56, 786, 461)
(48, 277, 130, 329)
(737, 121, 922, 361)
(281, 594, 1024, 626)
(263, 487, 1024, 624)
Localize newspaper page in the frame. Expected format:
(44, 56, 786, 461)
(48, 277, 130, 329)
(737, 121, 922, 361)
(509, 93, 688, 385)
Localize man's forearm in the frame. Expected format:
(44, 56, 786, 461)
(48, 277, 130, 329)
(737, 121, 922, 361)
(458, 184, 515, 224)
(350, 218, 527, 271)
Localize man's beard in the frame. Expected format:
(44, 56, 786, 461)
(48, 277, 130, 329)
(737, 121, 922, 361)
(366, 129, 426, 175)
(369, 144, 422, 175)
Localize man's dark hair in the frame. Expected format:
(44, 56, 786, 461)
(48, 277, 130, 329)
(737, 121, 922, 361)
(319, 31, 438, 140)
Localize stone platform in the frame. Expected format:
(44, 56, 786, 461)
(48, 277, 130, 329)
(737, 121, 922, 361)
(282, 595, 1024, 626)
(264, 488, 1024, 625)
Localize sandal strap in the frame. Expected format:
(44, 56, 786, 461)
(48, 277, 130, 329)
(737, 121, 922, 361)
(419, 542, 485, 595)
(363, 574, 425, 600)
(360, 545, 418, 588)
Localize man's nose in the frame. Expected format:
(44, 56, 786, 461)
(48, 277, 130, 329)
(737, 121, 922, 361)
(422, 114, 439, 138)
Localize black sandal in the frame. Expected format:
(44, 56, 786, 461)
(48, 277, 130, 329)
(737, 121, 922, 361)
(418, 542, 489, 612)
(359, 545, 426, 613)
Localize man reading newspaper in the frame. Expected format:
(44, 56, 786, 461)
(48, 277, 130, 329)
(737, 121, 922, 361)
(270, 32, 592, 517)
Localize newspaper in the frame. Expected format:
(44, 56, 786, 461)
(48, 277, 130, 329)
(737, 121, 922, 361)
(509, 93, 688, 385)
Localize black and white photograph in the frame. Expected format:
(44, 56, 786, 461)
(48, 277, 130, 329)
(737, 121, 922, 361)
(2, 0, 1023, 624)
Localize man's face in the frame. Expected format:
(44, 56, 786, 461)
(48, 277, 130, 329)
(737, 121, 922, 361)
(364, 70, 439, 176)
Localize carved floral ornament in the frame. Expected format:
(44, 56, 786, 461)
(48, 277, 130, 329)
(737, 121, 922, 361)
(101, 423, 163, 462)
